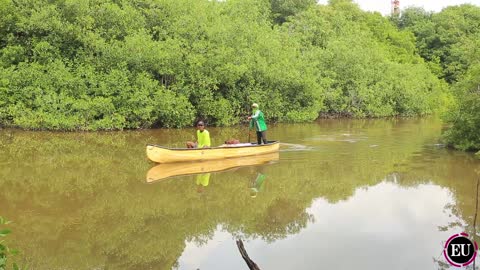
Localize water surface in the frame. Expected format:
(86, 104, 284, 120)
(0, 118, 479, 269)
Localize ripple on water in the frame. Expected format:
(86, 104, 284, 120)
(306, 134, 368, 143)
(279, 143, 315, 152)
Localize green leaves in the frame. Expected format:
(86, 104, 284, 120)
(0, 0, 451, 130)
(270, 0, 317, 24)
(0, 216, 24, 270)
(414, 6, 480, 151)
(0, 217, 10, 226)
(442, 64, 480, 151)
(0, 230, 11, 237)
(399, 4, 480, 83)
(289, 3, 446, 118)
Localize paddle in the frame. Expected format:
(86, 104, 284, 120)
(247, 120, 251, 143)
(244, 106, 252, 143)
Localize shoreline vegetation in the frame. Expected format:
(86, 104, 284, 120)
(0, 216, 24, 270)
(0, 0, 479, 152)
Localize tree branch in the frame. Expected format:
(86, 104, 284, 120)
(236, 239, 261, 270)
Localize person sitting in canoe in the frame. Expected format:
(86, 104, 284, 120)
(247, 103, 268, 145)
(186, 120, 211, 148)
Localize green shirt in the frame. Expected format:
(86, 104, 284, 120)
(197, 130, 211, 148)
(250, 109, 267, 132)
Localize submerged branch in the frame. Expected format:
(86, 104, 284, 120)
(236, 239, 261, 270)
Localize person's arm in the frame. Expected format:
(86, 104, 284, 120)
(251, 110, 260, 120)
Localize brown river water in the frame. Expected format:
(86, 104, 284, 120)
(0, 117, 479, 270)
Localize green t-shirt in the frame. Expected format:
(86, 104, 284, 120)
(197, 130, 211, 148)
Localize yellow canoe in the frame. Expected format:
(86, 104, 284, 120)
(146, 141, 280, 163)
(146, 152, 279, 182)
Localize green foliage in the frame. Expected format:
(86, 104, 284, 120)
(0, 0, 447, 130)
(0, 217, 23, 270)
(398, 5, 480, 151)
(270, 0, 316, 24)
(397, 5, 480, 83)
(443, 64, 480, 151)
(287, 3, 446, 117)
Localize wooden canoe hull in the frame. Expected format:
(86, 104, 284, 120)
(146, 152, 279, 182)
(146, 141, 279, 163)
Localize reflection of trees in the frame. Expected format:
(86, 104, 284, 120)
(0, 118, 455, 269)
(261, 198, 314, 241)
(395, 148, 480, 235)
(0, 130, 311, 269)
(390, 146, 480, 270)
(432, 258, 452, 270)
(433, 257, 479, 270)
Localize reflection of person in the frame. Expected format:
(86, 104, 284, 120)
(196, 173, 211, 186)
(250, 173, 266, 198)
(186, 120, 211, 148)
(196, 173, 211, 193)
(248, 103, 268, 145)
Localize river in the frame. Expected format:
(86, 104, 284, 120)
(0, 117, 478, 269)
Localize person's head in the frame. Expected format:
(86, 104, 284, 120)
(196, 120, 205, 131)
(252, 103, 259, 111)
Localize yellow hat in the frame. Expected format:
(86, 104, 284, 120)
(252, 103, 259, 108)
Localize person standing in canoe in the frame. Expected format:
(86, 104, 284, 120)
(248, 103, 268, 145)
(186, 120, 211, 148)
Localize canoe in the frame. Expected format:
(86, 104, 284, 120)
(146, 141, 279, 163)
(146, 152, 279, 182)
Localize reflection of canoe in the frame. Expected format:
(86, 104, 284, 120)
(146, 141, 279, 163)
(146, 152, 279, 182)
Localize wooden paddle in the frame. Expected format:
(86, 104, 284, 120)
(247, 122, 251, 143)
(245, 106, 252, 143)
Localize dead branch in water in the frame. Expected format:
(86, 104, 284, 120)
(236, 239, 261, 270)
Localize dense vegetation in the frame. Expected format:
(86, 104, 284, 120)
(0, 0, 478, 152)
(0, 0, 446, 130)
(394, 4, 480, 153)
(0, 217, 22, 270)
(442, 65, 480, 152)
